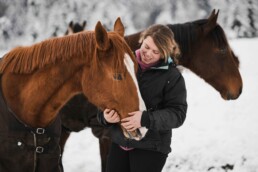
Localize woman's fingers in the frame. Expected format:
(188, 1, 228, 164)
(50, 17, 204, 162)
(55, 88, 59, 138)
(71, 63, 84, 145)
(110, 112, 119, 119)
(121, 121, 135, 131)
(127, 127, 136, 132)
(122, 124, 135, 131)
(111, 114, 120, 122)
(104, 109, 120, 123)
(104, 109, 111, 114)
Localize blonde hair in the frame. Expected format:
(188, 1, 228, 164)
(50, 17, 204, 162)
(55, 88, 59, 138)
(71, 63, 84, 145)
(139, 24, 180, 64)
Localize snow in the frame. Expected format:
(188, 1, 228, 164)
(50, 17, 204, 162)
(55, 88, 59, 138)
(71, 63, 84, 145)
(1, 1, 258, 171)
(0, 37, 257, 172)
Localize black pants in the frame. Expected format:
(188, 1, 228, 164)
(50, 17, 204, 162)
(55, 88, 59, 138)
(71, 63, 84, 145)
(106, 143, 168, 172)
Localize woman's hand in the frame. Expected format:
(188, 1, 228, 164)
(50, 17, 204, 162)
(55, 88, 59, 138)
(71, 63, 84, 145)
(121, 111, 142, 131)
(103, 109, 120, 123)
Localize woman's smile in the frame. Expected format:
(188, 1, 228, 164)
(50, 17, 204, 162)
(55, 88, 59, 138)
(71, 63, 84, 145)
(140, 36, 161, 65)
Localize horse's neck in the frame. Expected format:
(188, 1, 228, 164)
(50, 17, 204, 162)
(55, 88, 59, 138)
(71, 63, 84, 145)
(2, 59, 85, 127)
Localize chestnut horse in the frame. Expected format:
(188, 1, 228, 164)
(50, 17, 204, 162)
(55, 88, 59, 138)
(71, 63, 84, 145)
(0, 18, 146, 172)
(59, 9, 243, 172)
(59, 21, 113, 172)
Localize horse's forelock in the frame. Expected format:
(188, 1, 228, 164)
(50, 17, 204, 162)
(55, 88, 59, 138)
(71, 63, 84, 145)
(211, 25, 229, 49)
(193, 19, 229, 48)
(0, 31, 95, 74)
(108, 33, 136, 74)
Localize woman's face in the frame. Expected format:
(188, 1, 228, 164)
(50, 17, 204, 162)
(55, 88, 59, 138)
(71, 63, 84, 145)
(140, 36, 161, 65)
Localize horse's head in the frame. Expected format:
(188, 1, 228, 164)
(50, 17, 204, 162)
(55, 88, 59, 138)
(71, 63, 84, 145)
(178, 10, 242, 100)
(82, 18, 146, 140)
(65, 20, 87, 35)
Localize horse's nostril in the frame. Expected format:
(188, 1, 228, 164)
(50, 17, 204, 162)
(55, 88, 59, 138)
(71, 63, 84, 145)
(239, 86, 243, 95)
(227, 91, 235, 100)
(227, 92, 232, 100)
(227, 86, 242, 100)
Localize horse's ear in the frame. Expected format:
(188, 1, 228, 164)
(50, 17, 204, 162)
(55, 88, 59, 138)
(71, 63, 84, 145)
(95, 21, 110, 50)
(209, 9, 216, 18)
(114, 17, 125, 37)
(82, 20, 87, 29)
(203, 9, 219, 35)
(216, 10, 220, 17)
(69, 21, 73, 28)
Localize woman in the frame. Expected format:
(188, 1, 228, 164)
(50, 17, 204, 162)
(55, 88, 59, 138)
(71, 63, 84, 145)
(98, 24, 187, 172)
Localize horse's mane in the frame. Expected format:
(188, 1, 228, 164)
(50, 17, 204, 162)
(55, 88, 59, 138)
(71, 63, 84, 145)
(168, 22, 196, 57)
(0, 31, 95, 74)
(168, 19, 229, 56)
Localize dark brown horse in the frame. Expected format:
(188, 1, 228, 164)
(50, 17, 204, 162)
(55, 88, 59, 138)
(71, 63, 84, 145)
(126, 10, 242, 100)
(65, 20, 87, 35)
(59, 9, 243, 172)
(0, 18, 145, 172)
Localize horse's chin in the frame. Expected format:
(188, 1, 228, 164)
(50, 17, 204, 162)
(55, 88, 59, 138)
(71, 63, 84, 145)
(122, 127, 148, 141)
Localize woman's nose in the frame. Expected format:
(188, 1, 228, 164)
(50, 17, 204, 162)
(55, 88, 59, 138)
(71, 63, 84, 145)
(146, 50, 152, 57)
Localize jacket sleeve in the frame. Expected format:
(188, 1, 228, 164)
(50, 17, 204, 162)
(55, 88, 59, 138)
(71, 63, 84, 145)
(97, 109, 113, 128)
(141, 70, 187, 131)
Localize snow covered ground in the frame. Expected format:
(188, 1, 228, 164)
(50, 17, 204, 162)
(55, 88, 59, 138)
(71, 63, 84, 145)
(1, 38, 257, 172)
(62, 38, 258, 172)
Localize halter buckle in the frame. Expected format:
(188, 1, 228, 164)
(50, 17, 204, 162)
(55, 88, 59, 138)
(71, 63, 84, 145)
(36, 146, 44, 153)
(36, 128, 45, 134)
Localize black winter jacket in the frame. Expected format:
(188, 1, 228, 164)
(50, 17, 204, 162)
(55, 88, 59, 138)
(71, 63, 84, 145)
(98, 60, 187, 154)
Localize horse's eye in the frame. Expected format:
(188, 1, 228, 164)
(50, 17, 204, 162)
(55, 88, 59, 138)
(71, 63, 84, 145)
(219, 47, 227, 54)
(113, 73, 123, 81)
